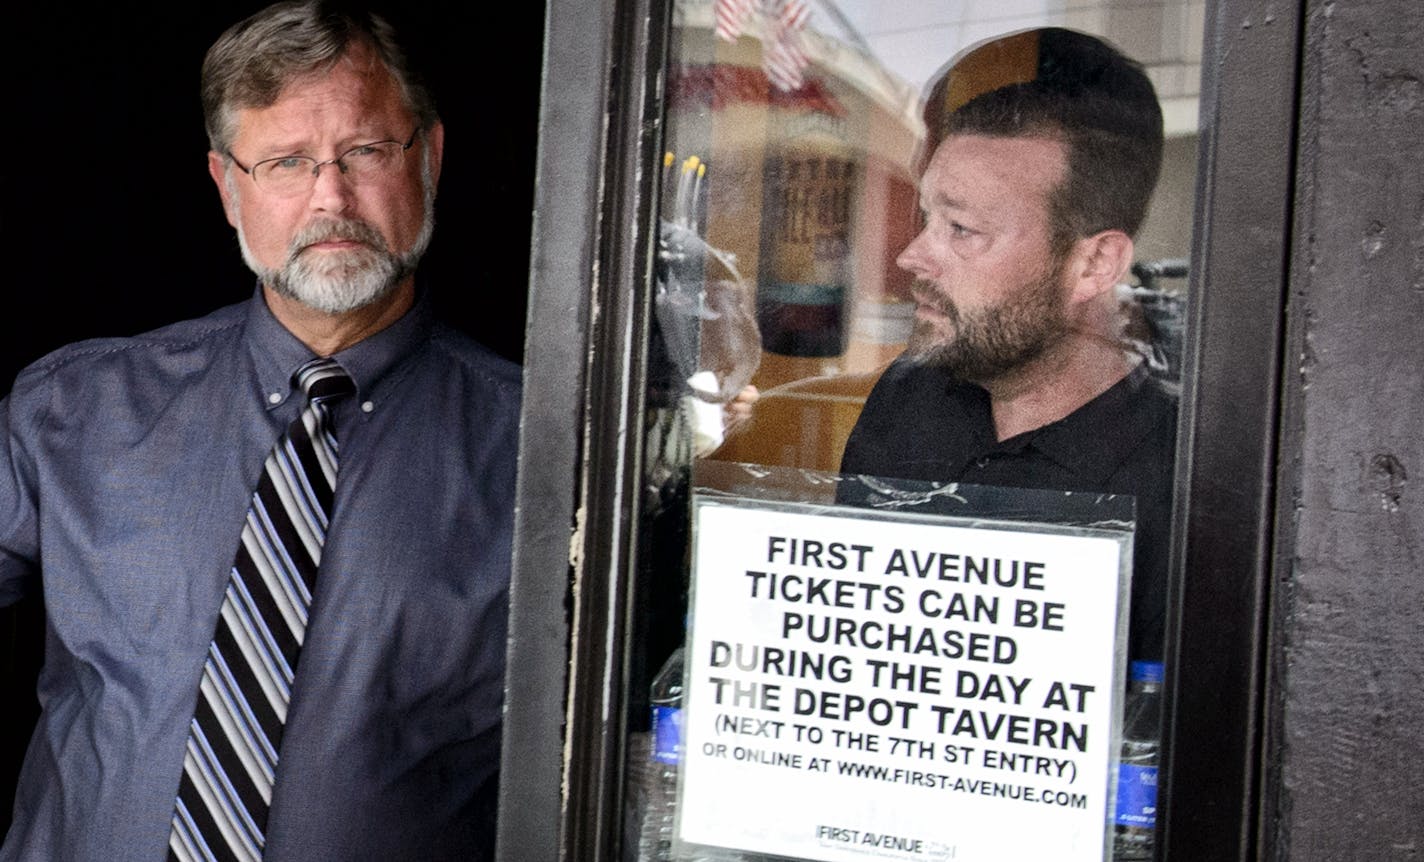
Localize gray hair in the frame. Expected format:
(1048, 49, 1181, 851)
(201, 1, 438, 153)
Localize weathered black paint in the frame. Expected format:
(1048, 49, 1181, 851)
(496, 0, 613, 857)
(1267, 0, 1424, 856)
(1161, 1, 1302, 857)
(499, 0, 674, 858)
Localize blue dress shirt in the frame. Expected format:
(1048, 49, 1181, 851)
(0, 289, 520, 861)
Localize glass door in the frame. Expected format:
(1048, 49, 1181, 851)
(628, 4, 1199, 861)
(503, 0, 1298, 859)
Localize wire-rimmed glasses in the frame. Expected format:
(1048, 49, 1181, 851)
(227, 127, 419, 197)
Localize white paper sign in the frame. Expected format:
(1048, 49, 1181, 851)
(676, 498, 1129, 862)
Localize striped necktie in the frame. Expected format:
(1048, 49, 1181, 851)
(169, 358, 355, 862)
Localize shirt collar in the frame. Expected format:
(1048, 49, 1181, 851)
(245, 284, 435, 411)
(1004, 363, 1168, 478)
(943, 363, 1169, 480)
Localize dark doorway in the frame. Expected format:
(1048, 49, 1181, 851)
(0, 1, 543, 836)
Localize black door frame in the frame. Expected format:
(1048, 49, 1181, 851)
(1161, 2, 1303, 859)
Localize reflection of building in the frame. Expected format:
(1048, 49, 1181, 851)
(847, 0, 1204, 265)
(669, 0, 1207, 472)
(665, 0, 925, 388)
(664, 0, 927, 470)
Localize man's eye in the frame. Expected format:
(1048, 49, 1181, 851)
(269, 157, 310, 173)
(345, 145, 380, 159)
(949, 222, 973, 237)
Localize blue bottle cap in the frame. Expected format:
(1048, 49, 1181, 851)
(1130, 660, 1165, 684)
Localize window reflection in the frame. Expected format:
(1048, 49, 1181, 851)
(633, 1, 1200, 859)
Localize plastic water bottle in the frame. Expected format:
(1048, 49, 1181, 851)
(640, 647, 685, 862)
(638, 648, 751, 862)
(1113, 660, 1163, 859)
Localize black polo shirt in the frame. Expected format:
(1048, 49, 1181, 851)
(839, 357, 1178, 662)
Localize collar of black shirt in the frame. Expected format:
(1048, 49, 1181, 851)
(950, 363, 1175, 480)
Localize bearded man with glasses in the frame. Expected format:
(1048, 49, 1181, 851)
(0, 3, 519, 860)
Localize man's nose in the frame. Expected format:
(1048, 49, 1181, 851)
(308, 160, 355, 212)
(896, 230, 931, 276)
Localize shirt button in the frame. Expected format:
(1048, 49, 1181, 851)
(975, 457, 990, 469)
(268, 392, 282, 405)
(361, 401, 375, 413)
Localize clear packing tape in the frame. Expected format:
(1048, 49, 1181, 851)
(653, 154, 762, 456)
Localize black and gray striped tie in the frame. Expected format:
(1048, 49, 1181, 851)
(169, 358, 355, 862)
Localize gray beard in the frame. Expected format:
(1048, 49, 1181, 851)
(230, 154, 436, 315)
(903, 266, 1067, 383)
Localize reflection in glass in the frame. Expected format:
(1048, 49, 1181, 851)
(629, 2, 1201, 859)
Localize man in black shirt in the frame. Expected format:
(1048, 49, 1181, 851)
(840, 28, 1175, 663)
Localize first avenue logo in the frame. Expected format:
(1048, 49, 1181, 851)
(814, 824, 957, 859)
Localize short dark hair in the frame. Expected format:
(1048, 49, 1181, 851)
(201, 1, 438, 153)
(924, 28, 1164, 245)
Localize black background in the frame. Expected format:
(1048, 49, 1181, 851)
(0, 1, 545, 834)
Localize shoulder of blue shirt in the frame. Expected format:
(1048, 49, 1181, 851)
(7, 299, 523, 405)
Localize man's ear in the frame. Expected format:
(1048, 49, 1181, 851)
(424, 121, 445, 189)
(1064, 229, 1135, 305)
(207, 151, 238, 228)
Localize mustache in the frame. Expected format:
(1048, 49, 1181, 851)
(910, 280, 958, 321)
(288, 218, 389, 258)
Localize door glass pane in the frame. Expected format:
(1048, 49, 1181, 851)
(630, 1, 1200, 859)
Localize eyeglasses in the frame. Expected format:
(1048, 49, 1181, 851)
(228, 127, 420, 197)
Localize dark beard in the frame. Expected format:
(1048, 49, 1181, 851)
(904, 264, 1068, 383)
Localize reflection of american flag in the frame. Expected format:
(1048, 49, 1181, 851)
(713, 0, 812, 93)
(713, 0, 755, 41)
(763, 0, 810, 92)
